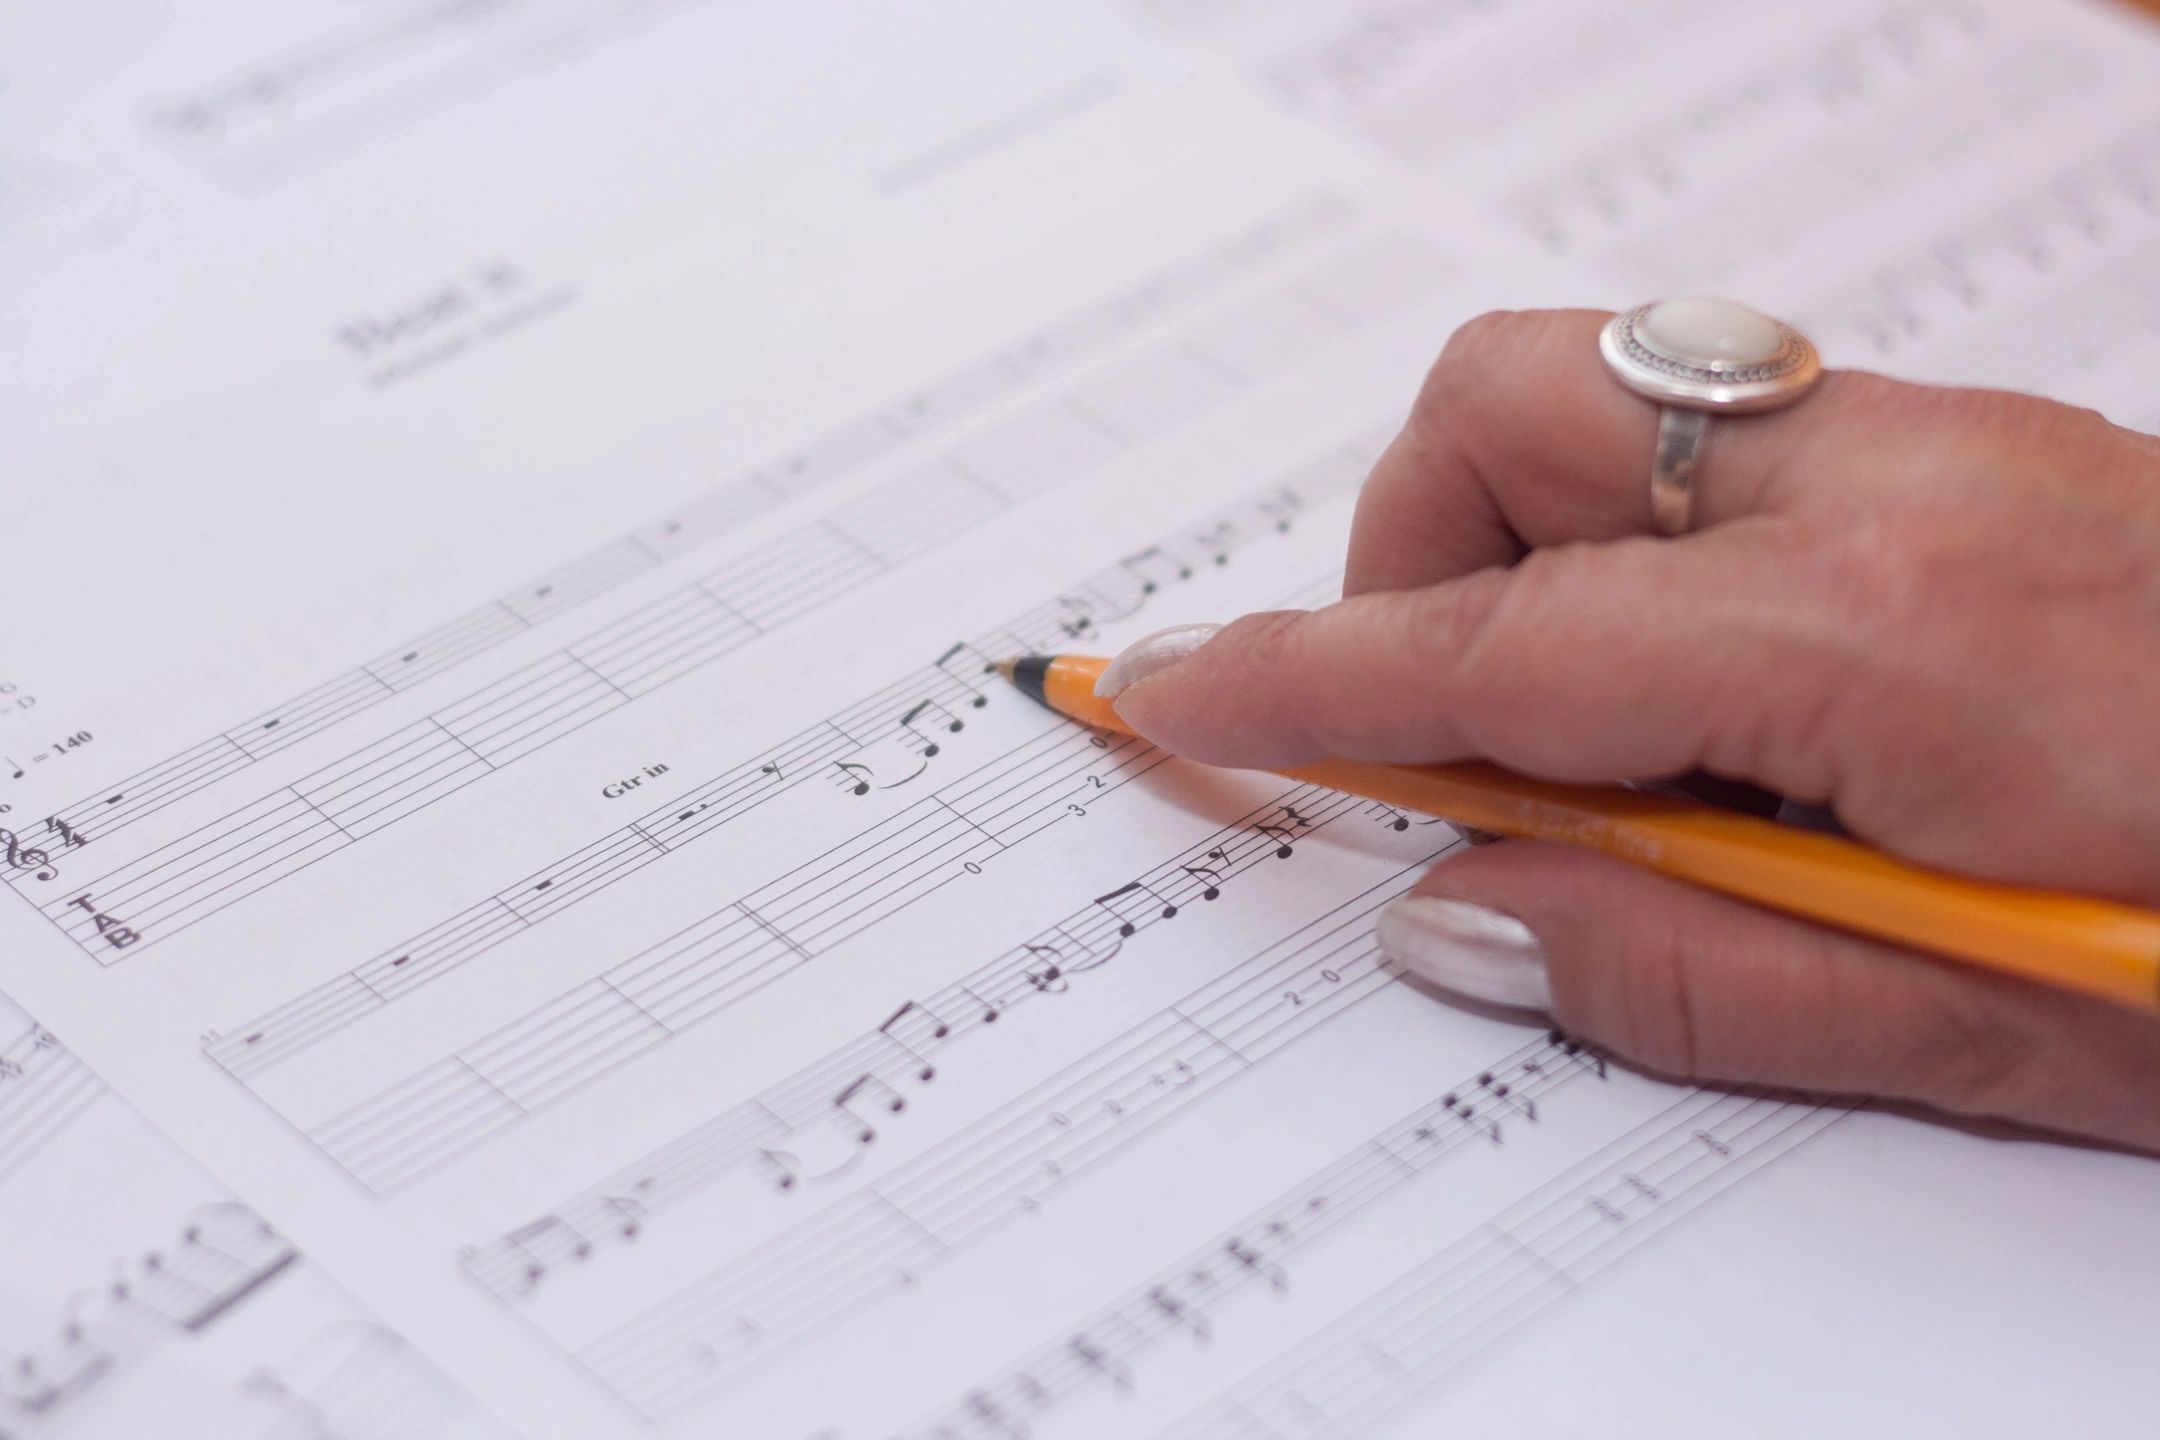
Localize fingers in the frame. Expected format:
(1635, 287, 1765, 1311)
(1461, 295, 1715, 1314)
(1377, 840, 2160, 1155)
(1342, 308, 1931, 598)
(1108, 525, 1850, 800)
(1341, 310, 1763, 595)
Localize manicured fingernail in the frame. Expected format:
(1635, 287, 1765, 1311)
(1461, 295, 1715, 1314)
(1376, 896, 1553, 1011)
(1095, 623, 1221, 698)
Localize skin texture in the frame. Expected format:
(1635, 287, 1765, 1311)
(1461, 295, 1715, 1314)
(1113, 308, 2160, 1155)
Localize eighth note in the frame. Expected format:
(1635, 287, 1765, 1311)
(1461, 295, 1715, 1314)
(1181, 848, 1228, 900)
(1092, 879, 1177, 937)
(934, 642, 993, 709)
(900, 698, 965, 756)
(877, 1000, 950, 1082)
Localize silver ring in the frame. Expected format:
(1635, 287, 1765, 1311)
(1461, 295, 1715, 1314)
(1599, 298, 1822, 535)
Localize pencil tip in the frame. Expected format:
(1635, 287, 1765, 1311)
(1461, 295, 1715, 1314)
(993, 654, 1054, 706)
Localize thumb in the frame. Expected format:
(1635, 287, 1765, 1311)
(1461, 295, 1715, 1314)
(1376, 840, 2160, 1155)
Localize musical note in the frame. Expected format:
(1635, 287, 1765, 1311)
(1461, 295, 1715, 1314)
(877, 1000, 950, 1082)
(603, 1187, 651, 1239)
(935, 641, 995, 709)
(1181, 848, 1228, 900)
(0, 1330, 109, 1413)
(961, 985, 1004, 1026)
(1191, 518, 1239, 565)
(1366, 801, 1412, 832)
(1091, 879, 1178, 937)
(1021, 943, 1069, 993)
(899, 699, 966, 756)
(1255, 489, 1302, 532)
(830, 740, 929, 794)
(835, 1073, 906, 1140)
(1118, 545, 1193, 594)
(2, 828, 57, 881)
(1224, 1236, 1288, 1292)
(964, 1390, 1030, 1439)
(1149, 1284, 1211, 1341)
(1558, 1033, 1609, 1078)
(1053, 596, 1099, 640)
(1066, 1334, 1133, 1391)
(503, 1216, 593, 1290)
(5, 756, 21, 780)
(758, 1148, 805, 1191)
(1254, 802, 1314, 857)
(1439, 1091, 1502, 1145)
(1475, 1069, 1538, 1125)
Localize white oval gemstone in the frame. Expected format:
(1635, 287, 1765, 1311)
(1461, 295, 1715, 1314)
(1638, 297, 1786, 366)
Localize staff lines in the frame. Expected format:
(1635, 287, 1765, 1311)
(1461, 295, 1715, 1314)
(1147, 1092, 1845, 1440)
(204, 450, 1368, 1100)
(900, 1030, 1614, 1439)
(454, 788, 1436, 1315)
(572, 864, 1582, 1420)
(13, 194, 1355, 870)
(14, 223, 1433, 971)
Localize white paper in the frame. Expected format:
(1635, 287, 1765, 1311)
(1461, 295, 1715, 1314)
(0, 993, 513, 1440)
(4, 3, 2158, 1438)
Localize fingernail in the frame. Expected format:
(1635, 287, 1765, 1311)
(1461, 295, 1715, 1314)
(1095, 623, 1221, 698)
(1376, 896, 1553, 1012)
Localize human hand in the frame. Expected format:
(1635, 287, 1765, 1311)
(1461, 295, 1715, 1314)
(1103, 309, 2160, 1154)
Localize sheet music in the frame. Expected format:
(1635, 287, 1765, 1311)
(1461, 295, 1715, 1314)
(4, 2, 2158, 1437)
(0, 994, 510, 1440)
(1125, 0, 2160, 431)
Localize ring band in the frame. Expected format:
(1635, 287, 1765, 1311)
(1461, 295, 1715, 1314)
(1600, 299, 1822, 535)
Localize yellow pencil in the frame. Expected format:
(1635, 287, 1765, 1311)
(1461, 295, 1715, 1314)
(995, 652, 2160, 1014)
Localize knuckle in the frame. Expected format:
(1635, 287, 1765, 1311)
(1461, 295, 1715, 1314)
(1413, 309, 1528, 430)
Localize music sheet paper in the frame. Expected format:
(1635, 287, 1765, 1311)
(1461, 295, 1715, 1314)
(4, 2, 2157, 1436)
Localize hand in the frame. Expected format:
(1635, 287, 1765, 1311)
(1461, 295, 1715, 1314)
(1102, 309, 2160, 1155)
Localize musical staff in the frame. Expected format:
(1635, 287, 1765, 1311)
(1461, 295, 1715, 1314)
(0, 1202, 298, 1420)
(570, 860, 1480, 1419)
(309, 769, 1369, 1195)
(451, 788, 1424, 1312)
(1500, 1, 1999, 263)
(14, 233, 1425, 967)
(1150, 1093, 1846, 1440)
(902, 1031, 1612, 1439)
(11, 196, 1349, 875)
(206, 452, 1366, 1093)
(0, 1019, 99, 1184)
(1801, 117, 2160, 373)
(1137, 0, 1713, 159)
(254, 1321, 502, 1440)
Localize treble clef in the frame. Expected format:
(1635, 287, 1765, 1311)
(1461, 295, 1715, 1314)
(0, 828, 56, 882)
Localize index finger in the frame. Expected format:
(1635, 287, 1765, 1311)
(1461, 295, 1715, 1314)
(1347, 307, 1835, 596)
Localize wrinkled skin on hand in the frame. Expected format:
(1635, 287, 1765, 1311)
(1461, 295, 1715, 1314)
(1114, 309, 2160, 1155)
